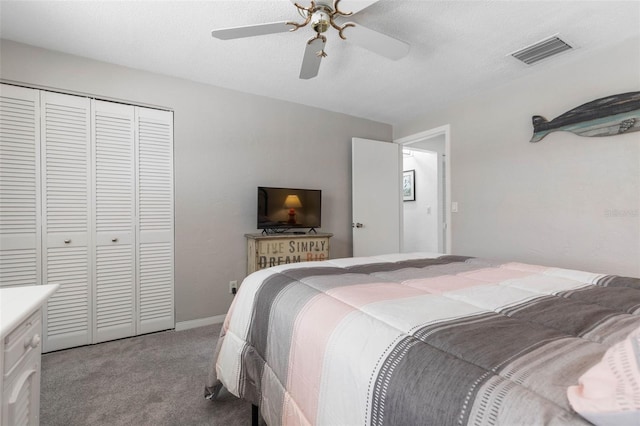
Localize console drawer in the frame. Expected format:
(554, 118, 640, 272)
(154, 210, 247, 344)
(4, 310, 42, 377)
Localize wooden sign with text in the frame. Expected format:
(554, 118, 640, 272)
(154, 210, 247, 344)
(246, 233, 332, 274)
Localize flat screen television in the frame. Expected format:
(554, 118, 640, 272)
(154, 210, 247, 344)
(257, 186, 321, 233)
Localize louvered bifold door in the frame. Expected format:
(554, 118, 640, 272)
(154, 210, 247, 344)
(0, 84, 41, 288)
(93, 100, 136, 343)
(136, 107, 174, 334)
(41, 91, 92, 352)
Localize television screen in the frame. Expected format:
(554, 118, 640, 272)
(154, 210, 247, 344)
(257, 187, 321, 231)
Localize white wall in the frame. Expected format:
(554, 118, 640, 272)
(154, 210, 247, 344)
(403, 151, 439, 252)
(0, 40, 392, 322)
(402, 135, 447, 252)
(395, 36, 640, 277)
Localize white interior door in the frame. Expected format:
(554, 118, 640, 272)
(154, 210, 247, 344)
(352, 138, 401, 257)
(93, 100, 136, 343)
(136, 107, 174, 334)
(0, 84, 41, 288)
(41, 91, 92, 352)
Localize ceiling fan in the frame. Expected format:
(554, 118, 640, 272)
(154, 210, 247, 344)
(211, 0, 410, 79)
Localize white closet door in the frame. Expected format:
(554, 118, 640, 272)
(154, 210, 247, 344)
(136, 107, 174, 334)
(0, 84, 41, 288)
(92, 100, 136, 343)
(41, 91, 92, 352)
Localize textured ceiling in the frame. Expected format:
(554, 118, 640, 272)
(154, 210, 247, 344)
(1, 0, 639, 126)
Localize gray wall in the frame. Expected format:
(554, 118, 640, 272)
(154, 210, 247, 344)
(395, 36, 640, 277)
(0, 40, 392, 322)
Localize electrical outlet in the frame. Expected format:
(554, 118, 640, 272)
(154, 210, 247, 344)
(229, 280, 238, 294)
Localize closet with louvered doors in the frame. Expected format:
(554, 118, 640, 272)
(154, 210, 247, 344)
(92, 101, 175, 344)
(0, 83, 174, 352)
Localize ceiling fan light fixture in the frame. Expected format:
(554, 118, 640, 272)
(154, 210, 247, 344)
(288, 1, 355, 37)
(311, 10, 331, 33)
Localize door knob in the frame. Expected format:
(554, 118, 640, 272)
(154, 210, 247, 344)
(64, 239, 71, 244)
(355, 223, 364, 228)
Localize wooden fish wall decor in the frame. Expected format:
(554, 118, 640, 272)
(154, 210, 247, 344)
(530, 91, 640, 143)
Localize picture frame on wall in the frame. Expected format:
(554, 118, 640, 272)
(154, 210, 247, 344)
(403, 169, 415, 201)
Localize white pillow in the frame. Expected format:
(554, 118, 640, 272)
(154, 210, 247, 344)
(567, 326, 640, 426)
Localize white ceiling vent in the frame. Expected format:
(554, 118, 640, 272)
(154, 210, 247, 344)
(511, 35, 573, 65)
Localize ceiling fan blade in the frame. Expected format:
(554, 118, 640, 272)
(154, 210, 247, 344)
(337, 19, 410, 60)
(289, 0, 380, 15)
(299, 37, 326, 80)
(211, 21, 291, 40)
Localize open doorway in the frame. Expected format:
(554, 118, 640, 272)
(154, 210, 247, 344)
(396, 125, 451, 254)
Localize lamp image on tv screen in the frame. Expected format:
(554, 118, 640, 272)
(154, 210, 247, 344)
(257, 187, 321, 231)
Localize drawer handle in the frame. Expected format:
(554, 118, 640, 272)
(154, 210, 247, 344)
(64, 239, 71, 244)
(112, 238, 119, 243)
(24, 334, 41, 349)
(8, 369, 37, 408)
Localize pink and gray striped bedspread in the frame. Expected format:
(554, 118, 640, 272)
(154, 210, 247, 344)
(206, 253, 640, 425)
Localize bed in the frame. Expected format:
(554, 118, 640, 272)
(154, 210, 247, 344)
(206, 253, 640, 425)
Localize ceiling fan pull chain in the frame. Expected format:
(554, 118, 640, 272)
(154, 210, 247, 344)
(306, 33, 328, 58)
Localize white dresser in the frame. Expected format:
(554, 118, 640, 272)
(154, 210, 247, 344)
(1, 284, 58, 426)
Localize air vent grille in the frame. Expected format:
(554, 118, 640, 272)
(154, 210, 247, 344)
(511, 36, 572, 65)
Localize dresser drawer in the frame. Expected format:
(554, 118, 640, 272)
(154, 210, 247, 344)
(4, 310, 42, 377)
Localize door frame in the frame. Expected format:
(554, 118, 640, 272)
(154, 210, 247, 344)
(395, 125, 452, 254)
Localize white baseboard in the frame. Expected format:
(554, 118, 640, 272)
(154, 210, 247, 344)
(175, 314, 226, 331)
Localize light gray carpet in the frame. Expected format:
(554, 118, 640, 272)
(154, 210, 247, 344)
(41, 324, 261, 426)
